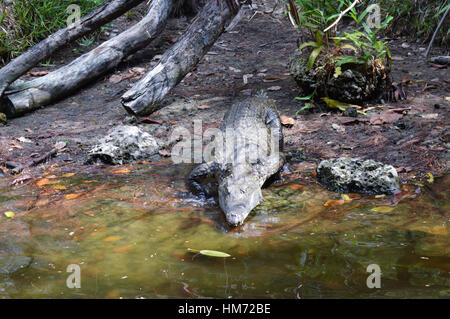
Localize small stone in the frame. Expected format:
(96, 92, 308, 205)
(343, 108, 358, 117)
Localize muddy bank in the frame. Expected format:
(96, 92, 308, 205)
(0, 0, 449, 185)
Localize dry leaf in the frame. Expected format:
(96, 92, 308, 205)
(29, 71, 50, 77)
(197, 105, 210, 110)
(112, 168, 131, 174)
(37, 178, 50, 187)
(65, 193, 81, 199)
(104, 236, 122, 242)
(158, 149, 171, 157)
(263, 77, 282, 83)
(280, 115, 295, 127)
(289, 184, 307, 190)
(267, 86, 281, 91)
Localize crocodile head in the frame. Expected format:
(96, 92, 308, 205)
(218, 163, 263, 226)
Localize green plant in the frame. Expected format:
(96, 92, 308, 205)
(290, 0, 393, 112)
(0, 0, 104, 65)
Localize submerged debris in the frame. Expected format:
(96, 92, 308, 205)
(316, 157, 400, 195)
(87, 125, 162, 165)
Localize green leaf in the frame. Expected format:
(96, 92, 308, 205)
(199, 250, 231, 258)
(298, 41, 319, 51)
(358, 4, 379, 24)
(4, 211, 15, 218)
(308, 46, 323, 68)
(321, 97, 360, 111)
(333, 66, 342, 78)
(427, 173, 434, 184)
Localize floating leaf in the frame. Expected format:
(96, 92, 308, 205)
(371, 206, 395, 213)
(4, 211, 15, 218)
(324, 199, 346, 207)
(188, 248, 230, 258)
(104, 236, 122, 242)
(199, 250, 231, 258)
(289, 184, 307, 190)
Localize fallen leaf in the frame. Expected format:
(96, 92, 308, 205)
(267, 86, 281, 91)
(62, 172, 76, 177)
(104, 236, 122, 242)
(197, 105, 210, 110)
(112, 168, 131, 174)
(4, 211, 15, 218)
(370, 109, 407, 125)
(65, 193, 81, 200)
(280, 115, 295, 127)
(324, 199, 346, 207)
(263, 77, 282, 83)
(140, 117, 163, 124)
(52, 185, 67, 190)
(289, 184, 307, 190)
(29, 71, 50, 77)
(371, 206, 395, 213)
(113, 244, 135, 253)
(322, 97, 360, 111)
(37, 178, 50, 187)
(427, 173, 434, 184)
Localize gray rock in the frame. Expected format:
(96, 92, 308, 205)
(87, 125, 162, 164)
(316, 157, 400, 194)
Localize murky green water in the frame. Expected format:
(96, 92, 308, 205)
(0, 163, 449, 298)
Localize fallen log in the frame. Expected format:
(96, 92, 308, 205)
(0, 0, 145, 98)
(0, 0, 173, 118)
(121, 0, 238, 116)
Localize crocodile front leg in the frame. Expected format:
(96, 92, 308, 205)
(188, 161, 218, 199)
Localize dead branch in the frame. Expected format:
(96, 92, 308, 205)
(0, 0, 145, 98)
(0, 0, 173, 118)
(121, 0, 238, 116)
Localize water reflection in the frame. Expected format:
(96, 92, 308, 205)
(0, 165, 448, 298)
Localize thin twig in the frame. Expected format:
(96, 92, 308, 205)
(425, 4, 450, 59)
(324, 0, 359, 33)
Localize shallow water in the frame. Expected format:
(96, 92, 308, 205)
(0, 163, 448, 298)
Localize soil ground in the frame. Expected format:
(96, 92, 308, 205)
(0, 0, 449, 184)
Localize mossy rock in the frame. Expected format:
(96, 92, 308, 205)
(288, 55, 386, 104)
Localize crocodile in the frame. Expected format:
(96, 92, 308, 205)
(188, 92, 285, 226)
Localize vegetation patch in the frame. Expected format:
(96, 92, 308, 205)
(0, 0, 103, 65)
